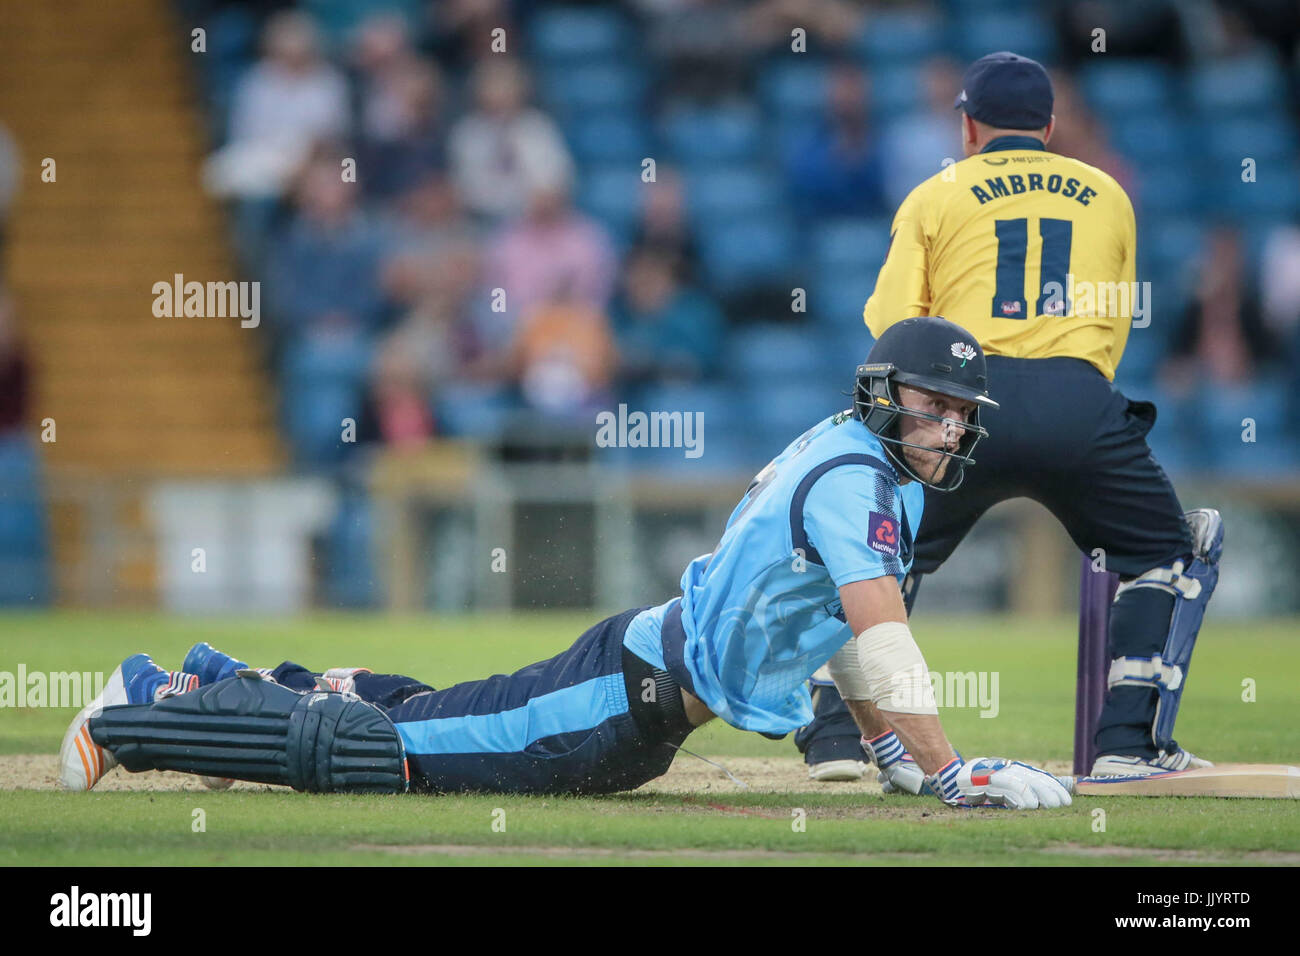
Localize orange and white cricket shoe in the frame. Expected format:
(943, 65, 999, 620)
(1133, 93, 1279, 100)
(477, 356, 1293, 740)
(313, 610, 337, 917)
(57, 658, 129, 790)
(58, 654, 199, 791)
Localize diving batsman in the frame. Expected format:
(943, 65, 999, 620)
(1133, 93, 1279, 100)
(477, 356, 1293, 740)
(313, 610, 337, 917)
(797, 52, 1222, 787)
(60, 317, 1071, 810)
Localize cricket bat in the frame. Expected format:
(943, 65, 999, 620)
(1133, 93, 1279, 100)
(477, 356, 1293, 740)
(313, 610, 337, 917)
(1057, 763, 1300, 799)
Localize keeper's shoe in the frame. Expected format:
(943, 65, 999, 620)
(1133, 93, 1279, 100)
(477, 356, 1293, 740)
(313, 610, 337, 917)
(59, 653, 184, 791)
(1090, 749, 1214, 777)
(808, 758, 868, 782)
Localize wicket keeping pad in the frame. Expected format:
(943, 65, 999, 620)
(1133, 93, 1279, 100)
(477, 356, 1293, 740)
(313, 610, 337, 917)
(89, 674, 409, 793)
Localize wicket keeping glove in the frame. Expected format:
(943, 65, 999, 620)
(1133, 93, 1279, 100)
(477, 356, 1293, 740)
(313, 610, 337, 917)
(861, 731, 935, 796)
(925, 756, 1072, 809)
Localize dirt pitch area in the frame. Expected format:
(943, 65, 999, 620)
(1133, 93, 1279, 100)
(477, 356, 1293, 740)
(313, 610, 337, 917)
(0, 752, 1076, 795)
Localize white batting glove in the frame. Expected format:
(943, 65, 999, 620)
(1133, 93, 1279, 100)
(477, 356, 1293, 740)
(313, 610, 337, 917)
(926, 756, 1072, 810)
(861, 731, 934, 796)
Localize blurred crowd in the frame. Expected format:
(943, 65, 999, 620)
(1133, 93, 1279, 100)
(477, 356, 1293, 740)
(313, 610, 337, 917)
(179, 0, 1300, 474)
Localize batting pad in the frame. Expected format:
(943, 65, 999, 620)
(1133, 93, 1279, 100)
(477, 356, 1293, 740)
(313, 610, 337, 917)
(90, 674, 409, 794)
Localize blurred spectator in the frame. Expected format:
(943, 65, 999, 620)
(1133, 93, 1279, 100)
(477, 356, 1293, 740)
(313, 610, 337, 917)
(1260, 224, 1300, 344)
(383, 170, 482, 258)
(482, 175, 616, 344)
(783, 62, 886, 217)
(357, 58, 448, 202)
(267, 150, 389, 344)
(628, 168, 699, 282)
(1259, 222, 1300, 417)
(642, 0, 755, 102)
(1162, 227, 1276, 394)
(0, 290, 30, 435)
(204, 11, 350, 200)
(746, 0, 864, 52)
(427, 0, 517, 73)
(368, 240, 480, 445)
(881, 56, 962, 208)
(611, 246, 724, 386)
(447, 58, 574, 222)
(302, 0, 423, 50)
(1051, 0, 1191, 65)
(508, 272, 617, 418)
(1048, 71, 1136, 196)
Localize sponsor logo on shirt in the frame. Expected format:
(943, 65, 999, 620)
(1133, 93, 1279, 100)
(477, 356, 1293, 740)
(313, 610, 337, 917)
(868, 512, 900, 557)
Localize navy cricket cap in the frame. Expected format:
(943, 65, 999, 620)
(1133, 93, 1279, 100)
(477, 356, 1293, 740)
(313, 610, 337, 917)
(953, 51, 1053, 130)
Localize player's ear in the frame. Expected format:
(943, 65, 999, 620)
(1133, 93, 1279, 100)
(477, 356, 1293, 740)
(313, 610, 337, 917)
(1043, 116, 1055, 145)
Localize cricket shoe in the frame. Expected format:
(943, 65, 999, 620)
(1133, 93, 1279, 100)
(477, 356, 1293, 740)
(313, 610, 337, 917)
(808, 759, 868, 782)
(1090, 749, 1214, 777)
(58, 654, 199, 791)
(183, 641, 251, 686)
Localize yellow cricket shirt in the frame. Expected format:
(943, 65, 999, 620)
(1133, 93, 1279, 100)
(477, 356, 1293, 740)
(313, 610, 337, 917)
(863, 136, 1138, 380)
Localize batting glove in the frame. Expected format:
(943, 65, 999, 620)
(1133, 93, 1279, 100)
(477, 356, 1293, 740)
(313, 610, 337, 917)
(861, 731, 935, 796)
(926, 756, 1072, 810)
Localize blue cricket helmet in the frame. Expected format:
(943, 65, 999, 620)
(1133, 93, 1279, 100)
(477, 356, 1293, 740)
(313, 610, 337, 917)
(854, 316, 998, 491)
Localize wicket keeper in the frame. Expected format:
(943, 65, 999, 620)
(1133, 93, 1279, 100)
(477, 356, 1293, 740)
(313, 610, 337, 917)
(797, 52, 1222, 788)
(61, 318, 1071, 810)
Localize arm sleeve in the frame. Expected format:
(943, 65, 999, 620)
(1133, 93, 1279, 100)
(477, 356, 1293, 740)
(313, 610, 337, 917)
(863, 189, 931, 337)
(801, 464, 904, 586)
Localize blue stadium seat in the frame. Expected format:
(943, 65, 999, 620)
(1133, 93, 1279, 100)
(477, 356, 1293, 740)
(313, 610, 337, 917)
(1198, 381, 1296, 474)
(684, 166, 783, 224)
(1204, 118, 1297, 165)
(563, 112, 652, 164)
(281, 381, 363, 467)
(530, 7, 630, 62)
(1187, 53, 1288, 115)
(1143, 217, 1205, 278)
(760, 62, 829, 119)
(743, 381, 844, 455)
(857, 9, 945, 61)
(1214, 163, 1300, 222)
(539, 61, 646, 115)
(871, 64, 925, 119)
(325, 491, 378, 608)
(1080, 61, 1176, 116)
(280, 336, 371, 386)
(1109, 113, 1191, 165)
(279, 337, 372, 466)
(812, 270, 876, 331)
(659, 104, 766, 164)
(1134, 167, 1198, 217)
(698, 215, 798, 291)
(1115, 329, 1163, 381)
(724, 324, 825, 382)
(608, 382, 749, 473)
(809, 218, 892, 271)
(576, 164, 645, 237)
(435, 383, 519, 439)
(951, 17, 1058, 66)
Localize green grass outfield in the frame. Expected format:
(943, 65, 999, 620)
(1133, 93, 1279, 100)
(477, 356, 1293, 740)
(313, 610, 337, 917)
(1, 611, 1297, 866)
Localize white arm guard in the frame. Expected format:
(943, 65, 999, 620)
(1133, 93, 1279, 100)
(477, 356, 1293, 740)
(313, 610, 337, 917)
(826, 621, 937, 715)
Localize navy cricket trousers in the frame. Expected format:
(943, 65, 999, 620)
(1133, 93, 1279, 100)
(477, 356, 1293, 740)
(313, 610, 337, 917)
(271, 606, 696, 795)
(911, 356, 1193, 578)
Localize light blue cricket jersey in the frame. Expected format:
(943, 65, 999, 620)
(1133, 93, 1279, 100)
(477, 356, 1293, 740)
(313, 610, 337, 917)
(623, 411, 924, 735)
